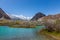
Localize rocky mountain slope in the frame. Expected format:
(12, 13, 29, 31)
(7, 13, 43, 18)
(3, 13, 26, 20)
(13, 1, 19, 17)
(31, 12, 46, 21)
(38, 14, 60, 21)
(0, 8, 11, 20)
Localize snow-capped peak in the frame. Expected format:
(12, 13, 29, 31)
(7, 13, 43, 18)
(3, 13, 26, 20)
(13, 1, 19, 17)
(8, 14, 32, 20)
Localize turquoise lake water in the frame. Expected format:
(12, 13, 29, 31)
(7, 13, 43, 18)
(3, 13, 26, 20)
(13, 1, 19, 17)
(0, 26, 51, 40)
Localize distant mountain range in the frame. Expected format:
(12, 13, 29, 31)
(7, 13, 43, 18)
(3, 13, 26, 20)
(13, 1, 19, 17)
(0, 8, 32, 20)
(1, 8, 60, 21)
(0, 8, 45, 21)
(9, 14, 32, 20)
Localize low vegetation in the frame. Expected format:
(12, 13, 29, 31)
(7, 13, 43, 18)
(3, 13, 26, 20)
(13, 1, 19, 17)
(42, 19, 60, 32)
(38, 19, 60, 40)
(0, 19, 36, 28)
(40, 29, 60, 40)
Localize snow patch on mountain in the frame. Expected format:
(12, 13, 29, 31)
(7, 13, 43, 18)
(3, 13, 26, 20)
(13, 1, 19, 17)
(8, 14, 32, 20)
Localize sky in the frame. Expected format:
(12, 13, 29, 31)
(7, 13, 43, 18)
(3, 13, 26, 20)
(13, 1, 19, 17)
(0, 0, 60, 17)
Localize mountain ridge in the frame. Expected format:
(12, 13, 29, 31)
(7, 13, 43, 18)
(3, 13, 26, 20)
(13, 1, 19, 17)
(0, 8, 11, 20)
(31, 12, 46, 21)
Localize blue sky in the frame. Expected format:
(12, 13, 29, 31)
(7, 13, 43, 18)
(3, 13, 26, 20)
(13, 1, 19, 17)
(0, 0, 60, 17)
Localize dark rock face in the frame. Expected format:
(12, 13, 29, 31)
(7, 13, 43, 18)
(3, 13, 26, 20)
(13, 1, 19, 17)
(31, 12, 46, 21)
(0, 8, 11, 19)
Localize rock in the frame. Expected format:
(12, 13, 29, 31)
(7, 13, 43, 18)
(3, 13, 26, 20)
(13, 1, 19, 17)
(31, 12, 46, 21)
(0, 8, 11, 20)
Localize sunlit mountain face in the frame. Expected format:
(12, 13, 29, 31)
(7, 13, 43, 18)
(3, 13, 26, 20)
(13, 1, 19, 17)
(8, 14, 32, 20)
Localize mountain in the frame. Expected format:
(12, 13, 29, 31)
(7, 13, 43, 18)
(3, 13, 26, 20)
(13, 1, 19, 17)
(38, 14, 60, 32)
(38, 14, 60, 21)
(9, 14, 32, 21)
(9, 15, 22, 20)
(0, 8, 32, 20)
(0, 8, 11, 20)
(31, 12, 46, 21)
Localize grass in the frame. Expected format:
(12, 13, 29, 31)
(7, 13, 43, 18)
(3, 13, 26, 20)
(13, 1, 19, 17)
(0, 20, 37, 28)
(44, 29, 60, 37)
(39, 29, 60, 40)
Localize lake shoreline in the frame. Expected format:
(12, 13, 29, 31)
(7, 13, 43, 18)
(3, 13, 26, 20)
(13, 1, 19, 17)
(39, 29, 60, 40)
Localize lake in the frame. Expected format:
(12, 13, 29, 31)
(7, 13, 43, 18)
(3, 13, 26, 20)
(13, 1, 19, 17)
(0, 26, 51, 40)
